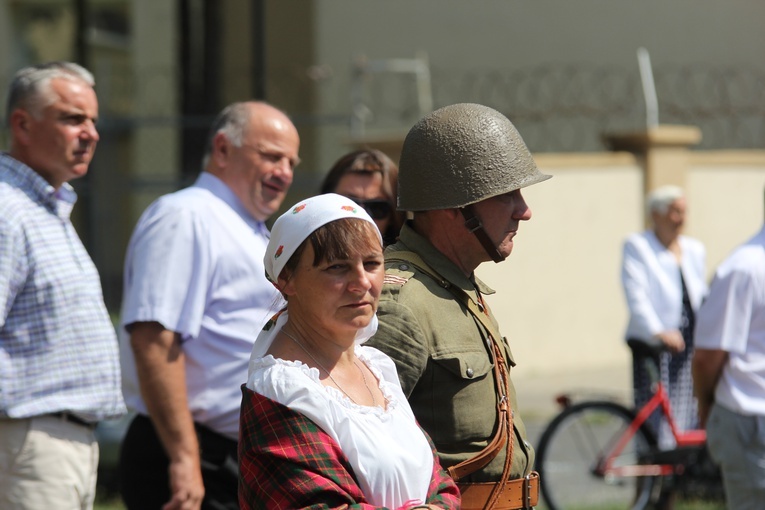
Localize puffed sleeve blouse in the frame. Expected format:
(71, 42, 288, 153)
(245, 312, 435, 509)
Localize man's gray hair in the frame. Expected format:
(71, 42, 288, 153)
(201, 102, 254, 169)
(5, 61, 95, 126)
(646, 185, 685, 216)
(201, 101, 290, 170)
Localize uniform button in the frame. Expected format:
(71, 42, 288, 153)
(398, 264, 409, 271)
(466, 368, 474, 378)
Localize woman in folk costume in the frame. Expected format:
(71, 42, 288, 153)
(238, 193, 460, 510)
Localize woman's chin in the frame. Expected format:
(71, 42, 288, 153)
(343, 311, 374, 331)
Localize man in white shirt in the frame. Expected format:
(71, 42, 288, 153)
(693, 205, 765, 510)
(118, 101, 300, 510)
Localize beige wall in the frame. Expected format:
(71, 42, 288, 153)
(477, 150, 765, 389)
(687, 152, 765, 271)
(477, 153, 639, 382)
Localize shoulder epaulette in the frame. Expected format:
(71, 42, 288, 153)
(383, 273, 411, 286)
(382, 259, 416, 287)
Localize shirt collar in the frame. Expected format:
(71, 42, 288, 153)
(0, 152, 77, 219)
(194, 171, 267, 233)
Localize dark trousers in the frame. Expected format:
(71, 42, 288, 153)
(119, 414, 239, 510)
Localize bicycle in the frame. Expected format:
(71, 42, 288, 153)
(535, 340, 724, 510)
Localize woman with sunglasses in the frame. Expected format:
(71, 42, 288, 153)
(321, 149, 405, 246)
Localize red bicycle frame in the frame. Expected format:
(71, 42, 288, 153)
(595, 382, 706, 479)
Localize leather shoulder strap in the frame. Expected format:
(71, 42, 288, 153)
(386, 251, 513, 482)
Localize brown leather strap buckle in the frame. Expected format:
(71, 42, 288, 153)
(522, 473, 533, 509)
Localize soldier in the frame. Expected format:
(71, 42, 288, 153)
(368, 103, 551, 510)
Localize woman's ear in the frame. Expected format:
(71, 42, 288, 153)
(277, 272, 296, 297)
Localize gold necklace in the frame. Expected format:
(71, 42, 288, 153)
(282, 328, 377, 407)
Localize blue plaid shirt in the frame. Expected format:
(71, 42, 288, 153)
(0, 153, 125, 422)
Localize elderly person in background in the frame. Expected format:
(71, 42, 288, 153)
(238, 193, 459, 509)
(621, 185, 707, 449)
(320, 149, 405, 246)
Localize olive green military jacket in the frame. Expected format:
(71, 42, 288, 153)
(367, 223, 535, 483)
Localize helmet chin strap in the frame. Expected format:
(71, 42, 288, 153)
(460, 205, 506, 263)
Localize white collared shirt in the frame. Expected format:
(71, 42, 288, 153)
(695, 226, 765, 415)
(120, 172, 282, 438)
(0, 152, 125, 421)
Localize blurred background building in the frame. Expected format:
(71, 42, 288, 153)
(2, 0, 765, 384)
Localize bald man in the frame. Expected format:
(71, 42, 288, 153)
(118, 102, 300, 510)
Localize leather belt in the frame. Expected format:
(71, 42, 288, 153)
(458, 472, 539, 510)
(50, 412, 97, 430)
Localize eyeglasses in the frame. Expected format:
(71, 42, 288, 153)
(345, 196, 392, 220)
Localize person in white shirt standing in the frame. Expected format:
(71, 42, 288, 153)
(693, 197, 765, 510)
(118, 101, 300, 510)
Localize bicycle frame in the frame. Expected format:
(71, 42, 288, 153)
(595, 381, 706, 479)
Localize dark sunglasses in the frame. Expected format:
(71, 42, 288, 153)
(345, 197, 392, 220)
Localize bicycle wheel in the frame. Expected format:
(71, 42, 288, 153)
(536, 401, 660, 510)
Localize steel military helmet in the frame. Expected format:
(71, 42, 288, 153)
(397, 103, 551, 211)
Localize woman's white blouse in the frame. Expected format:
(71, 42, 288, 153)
(621, 230, 707, 340)
(246, 343, 434, 509)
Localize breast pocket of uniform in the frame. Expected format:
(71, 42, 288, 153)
(430, 349, 495, 440)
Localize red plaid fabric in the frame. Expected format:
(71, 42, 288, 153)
(239, 385, 460, 509)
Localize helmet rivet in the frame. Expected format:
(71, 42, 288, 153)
(398, 264, 409, 271)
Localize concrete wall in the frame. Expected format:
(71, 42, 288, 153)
(688, 152, 765, 270)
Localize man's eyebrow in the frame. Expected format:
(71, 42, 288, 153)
(57, 108, 98, 122)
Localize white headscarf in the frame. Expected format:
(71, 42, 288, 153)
(255, 193, 383, 354)
(264, 193, 382, 283)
